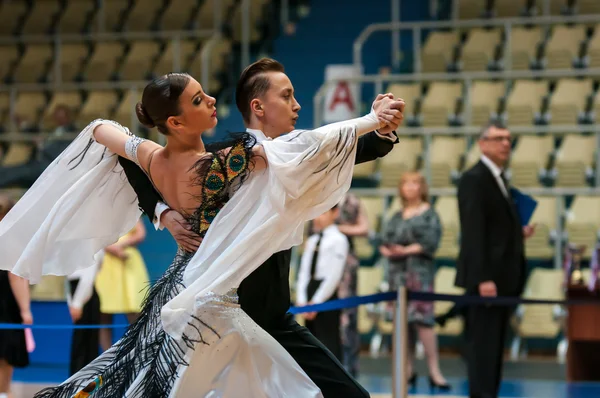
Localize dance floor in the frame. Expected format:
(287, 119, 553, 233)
(12, 373, 600, 398)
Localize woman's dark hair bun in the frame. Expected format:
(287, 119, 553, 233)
(135, 101, 155, 128)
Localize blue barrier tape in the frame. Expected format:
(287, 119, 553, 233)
(2, 290, 599, 330)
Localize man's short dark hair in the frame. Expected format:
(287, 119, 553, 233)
(236, 58, 285, 124)
(479, 120, 508, 140)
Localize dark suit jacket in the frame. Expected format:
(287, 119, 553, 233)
(455, 160, 526, 297)
(119, 130, 398, 329)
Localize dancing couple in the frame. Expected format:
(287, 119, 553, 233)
(0, 58, 404, 397)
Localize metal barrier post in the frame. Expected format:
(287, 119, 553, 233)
(393, 286, 408, 398)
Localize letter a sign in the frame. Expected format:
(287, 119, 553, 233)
(323, 64, 363, 123)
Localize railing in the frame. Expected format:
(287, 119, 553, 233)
(353, 13, 600, 74)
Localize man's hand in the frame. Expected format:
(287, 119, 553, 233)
(162, 209, 203, 252)
(372, 93, 405, 132)
(478, 281, 497, 297)
(523, 224, 536, 239)
(69, 306, 83, 323)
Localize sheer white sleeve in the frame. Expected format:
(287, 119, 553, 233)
(160, 110, 381, 341)
(0, 119, 142, 283)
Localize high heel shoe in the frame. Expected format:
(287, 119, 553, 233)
(408, 373, 417, 389)
(428, 376, 451, 391)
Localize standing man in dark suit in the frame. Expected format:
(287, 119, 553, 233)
(455, 122, 535, 398)
(118, 58, 404, 397)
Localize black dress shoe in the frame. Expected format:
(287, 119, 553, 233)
(429, 376, 451, 392)
(408, 372, 417, 389)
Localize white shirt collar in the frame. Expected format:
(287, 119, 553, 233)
(245, 128, 271, 143)
(480, 154, 503, 178)
(322, 224, 339, 236)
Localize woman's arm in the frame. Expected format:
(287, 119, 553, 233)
(8, 273, 32, 324)
(92, 122, 161, 175)
(119, 220, 147, 248)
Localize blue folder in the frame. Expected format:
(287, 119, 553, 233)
(510, 188, 538, 226)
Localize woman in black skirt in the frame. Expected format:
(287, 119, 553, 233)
(0, 196, 33, 398)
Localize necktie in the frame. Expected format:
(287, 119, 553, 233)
(500, 171, 511, 198)
(310, 232, 323, 279)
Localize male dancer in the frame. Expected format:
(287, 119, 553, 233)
(118, 58, 404, 397)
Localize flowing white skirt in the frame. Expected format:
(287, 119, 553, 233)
(165, 298, 323, 398)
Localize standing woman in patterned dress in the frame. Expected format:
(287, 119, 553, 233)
(379, 172, 450, 391)
(336, 193, 369, 377)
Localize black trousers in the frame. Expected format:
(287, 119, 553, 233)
(305, 279, 342, 361)
(268, 313, 369, 398)
(69, 279, 101, 376)
(466, 304, 511, 398)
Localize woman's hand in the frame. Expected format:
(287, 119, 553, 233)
(106, 243, 128, 260)
(21, 309, 33, 325)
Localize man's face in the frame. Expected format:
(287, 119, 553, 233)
(478, 126, 512, 167)
(258, 72, 301, 137)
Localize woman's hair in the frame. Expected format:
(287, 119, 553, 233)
(135, 73, 191, 135)
(399, 171, 429, 206)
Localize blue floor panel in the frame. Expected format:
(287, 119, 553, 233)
(15, 365, 600, 397)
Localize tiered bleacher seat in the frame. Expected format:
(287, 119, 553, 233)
(357, 266, 384, 336)
(429, 136, 466, 187)
(42, 91, 83, 129)
(509, 26, 544, 70)
(14, 92, 47, 127)
(49, 43, 90, 83)
(565, 195, 600, 258)
(113, 89, 139, 127)
(354, 197, 385, 261)
(102, 0, 130, 31)
(435, 197, 460, 259)
(545, 24, 586, 69)
(462, 142, 481, 171)
(580, 0, 600, 14)
(0, 1, 27, 36)
(0, 92, 9, 128)
(494, 0, 528, 17)
(421, 81, 463, 126)
(161, 0, 199, 31)
(433, 266, 464, 337)
(469, 80, 506, 126)
(506, 80, 548, 125)
(421, 31, 460, 73)
(0, 45, 19, 82)
(122, 0, 163, 32)
(525, 196, 557, 259)
(587, 24, 600, 68)
(197, 0, 236, 30)
(378, 137, 423, 188)
(511, 268, 563, 345)
(57, 0, 97, 34)
(153, 39, 200, 77)
(20, 0, 61, 35)
(13, 43, 54, 83)
(1, 143, 34, 167)
(554, 134, 595, 186)
(461, 28, 502, 71)
(458, 0, 485, 19)
(509, 135, 554, 187)
(549, 78, 593, 125)
(119, 40, 162, 81)
(232, 0, 271, 43)
(77, 90, 120, 126)
(187, 36, 232, 93)
(85, 41, 125, 81)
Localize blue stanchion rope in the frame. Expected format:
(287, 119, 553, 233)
(1, 290, 597, 330)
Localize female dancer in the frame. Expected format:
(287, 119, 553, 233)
(0, 72, 400, 397)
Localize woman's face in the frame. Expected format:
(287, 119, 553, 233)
(400, 175, 422, 202)
(172, 77, 218, 134)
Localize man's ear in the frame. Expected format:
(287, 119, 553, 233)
(250, 99, 264, 117)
